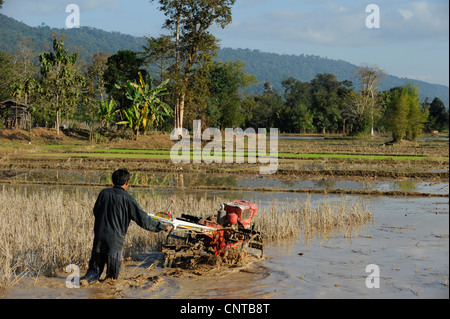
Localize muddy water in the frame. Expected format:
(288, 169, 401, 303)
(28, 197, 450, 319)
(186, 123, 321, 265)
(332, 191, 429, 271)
(1, 169, 448, 195)
(2, 190, 448, 299)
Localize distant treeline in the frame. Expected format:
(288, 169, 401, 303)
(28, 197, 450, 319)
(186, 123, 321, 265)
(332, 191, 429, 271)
(0, 13, 448, 141)
(1, 13, 448, 108)
(240, 76, 448, 139)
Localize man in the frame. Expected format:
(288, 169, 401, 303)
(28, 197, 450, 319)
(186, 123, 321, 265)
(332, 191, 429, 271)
(80, 169, 171, 286)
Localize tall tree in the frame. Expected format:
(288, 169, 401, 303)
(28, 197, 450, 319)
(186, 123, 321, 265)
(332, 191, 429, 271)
(354, 65, 385, 136)
(427, 97, 449, 132)
(87, 52, 110, 102)
(341, 91, 367, 134)
(141, 35, 175, 84)
(11, 39, 38, 90)
(10, 38, 40, 123)
(79, 52, 111, 138)
(405, 84, 428, 141)
(150, 0, 236, 131)
(385, 84, 428, 142)
(0, 51, 14, 101)
(385, 87, 409, 142)
(310, 73, 342, 134)
(103, 50, 147, 112)
(282, 77, 314, 133)
(207, 60, 256, 129)
(246, 84, 284, 130)
(39, 37, 84, 135)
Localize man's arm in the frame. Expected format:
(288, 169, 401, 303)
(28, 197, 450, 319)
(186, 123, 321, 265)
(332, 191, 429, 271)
(128, 196, 168, 233)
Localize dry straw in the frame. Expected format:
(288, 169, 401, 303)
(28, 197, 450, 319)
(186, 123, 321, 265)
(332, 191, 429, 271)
(0, 186, 372, 289)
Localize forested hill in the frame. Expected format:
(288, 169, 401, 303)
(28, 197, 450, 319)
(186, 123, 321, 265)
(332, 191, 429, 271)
(0, 13, 145, 58)
(218, 48, 358, 94)
(217, 48, 449, 108)
(1, 13, 448, 107)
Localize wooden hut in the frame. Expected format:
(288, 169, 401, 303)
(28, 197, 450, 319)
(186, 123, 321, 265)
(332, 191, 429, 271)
(0, 100, 31, 130)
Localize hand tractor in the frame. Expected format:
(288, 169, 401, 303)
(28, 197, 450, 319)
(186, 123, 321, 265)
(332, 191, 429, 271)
(149, 200, 264, 268)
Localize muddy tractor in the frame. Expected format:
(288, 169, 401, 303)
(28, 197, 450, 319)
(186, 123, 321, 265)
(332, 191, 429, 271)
(151, 200, 264, 268)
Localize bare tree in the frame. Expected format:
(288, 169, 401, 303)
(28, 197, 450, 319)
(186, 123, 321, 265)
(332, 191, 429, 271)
(354, 64, 385, 136)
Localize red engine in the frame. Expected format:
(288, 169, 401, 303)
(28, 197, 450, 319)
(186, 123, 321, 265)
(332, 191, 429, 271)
(222, 200, 258, 229)
(200, 201, 259, 255)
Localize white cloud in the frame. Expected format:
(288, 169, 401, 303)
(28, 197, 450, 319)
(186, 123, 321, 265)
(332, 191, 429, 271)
(222, 1, 449, 48)
(2, 0, 120, 16)
(5, 0, 64, 15)
(401, 74, 434, 82)
(399, 9, 414, 20)
(80, 0, 120, 12)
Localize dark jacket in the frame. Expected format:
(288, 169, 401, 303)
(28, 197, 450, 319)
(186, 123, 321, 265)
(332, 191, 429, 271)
(92, 186, 166, 254)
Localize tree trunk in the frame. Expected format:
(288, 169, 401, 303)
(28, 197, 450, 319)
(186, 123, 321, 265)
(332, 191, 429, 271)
(178, 92, 185, 130)
(174, 97, 179, 130)
(174, 4, 182, 131)
(56, 94, 60, 136)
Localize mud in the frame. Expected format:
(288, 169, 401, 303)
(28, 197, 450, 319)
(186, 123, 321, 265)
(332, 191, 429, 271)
(2, 192, 448, 299)
(1, 252, 268, 299)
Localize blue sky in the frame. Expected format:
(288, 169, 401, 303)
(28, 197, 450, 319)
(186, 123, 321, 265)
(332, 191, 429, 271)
(1, 0, 449, 86)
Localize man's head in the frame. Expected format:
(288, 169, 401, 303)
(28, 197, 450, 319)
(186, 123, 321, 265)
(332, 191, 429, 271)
(112, 169, 130, 189)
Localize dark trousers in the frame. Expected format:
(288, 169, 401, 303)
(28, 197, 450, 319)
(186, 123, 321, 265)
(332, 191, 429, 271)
(83, 249, 123, 283)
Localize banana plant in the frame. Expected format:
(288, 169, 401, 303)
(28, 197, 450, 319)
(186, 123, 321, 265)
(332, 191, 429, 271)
(117, 100, 148, 140)
(116, 72, 173, 139)
(131, 72, 172, 130)
(98, 97, 118, 130)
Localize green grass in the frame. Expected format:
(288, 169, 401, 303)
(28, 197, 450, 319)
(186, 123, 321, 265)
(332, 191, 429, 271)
(28, 152, 171, 159)
(41, 144, 80, 149)
(92, 148, 435, 160)
(93, 148, 171, 154)
(27, 147, 448, 162)
(278, 153, 433, 160)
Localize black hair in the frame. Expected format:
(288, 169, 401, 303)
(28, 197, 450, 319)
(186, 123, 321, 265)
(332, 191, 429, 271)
(112, 169, 130, 187)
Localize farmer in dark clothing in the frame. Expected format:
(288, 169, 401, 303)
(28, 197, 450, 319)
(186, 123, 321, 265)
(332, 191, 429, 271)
(80, 169, 171, 286)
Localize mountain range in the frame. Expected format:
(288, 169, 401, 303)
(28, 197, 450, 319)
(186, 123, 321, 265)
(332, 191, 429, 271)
(1, 13, 448, 107)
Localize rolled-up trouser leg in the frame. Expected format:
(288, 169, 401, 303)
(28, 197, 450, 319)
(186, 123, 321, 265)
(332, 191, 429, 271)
(105, 250, 123, 280)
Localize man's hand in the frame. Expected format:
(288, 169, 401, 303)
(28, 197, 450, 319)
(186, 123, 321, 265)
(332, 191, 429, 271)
(165, 225, 173, 234)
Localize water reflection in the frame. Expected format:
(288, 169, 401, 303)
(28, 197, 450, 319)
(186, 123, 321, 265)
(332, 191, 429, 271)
(0, 169, 448, 195)
(393, 180, 418, 192)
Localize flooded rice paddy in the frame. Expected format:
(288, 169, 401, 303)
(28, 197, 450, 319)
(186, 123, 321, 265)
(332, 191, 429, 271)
(1, 176, 448, 299)
(1, 169, 448, 196)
